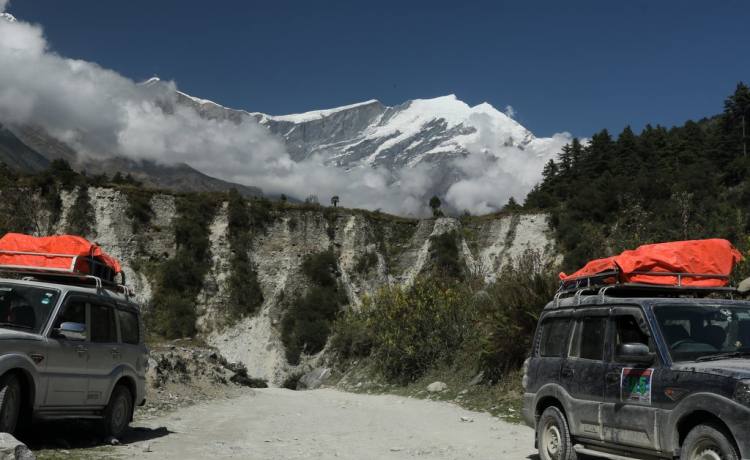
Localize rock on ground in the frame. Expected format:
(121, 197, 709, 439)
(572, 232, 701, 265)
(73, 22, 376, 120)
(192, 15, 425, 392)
(0, 433, 35, 460)
(297, 367, 331, 390)
(426, 381, 448, 393)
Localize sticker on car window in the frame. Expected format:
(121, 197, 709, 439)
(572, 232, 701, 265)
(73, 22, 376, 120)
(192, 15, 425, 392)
(621, 368, 653, 405)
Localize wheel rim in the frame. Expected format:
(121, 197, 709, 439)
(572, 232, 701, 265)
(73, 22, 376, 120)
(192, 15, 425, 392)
(111, 394, 129, 434)
(689, 438, 725, 460)
(542, 422, 562, 459)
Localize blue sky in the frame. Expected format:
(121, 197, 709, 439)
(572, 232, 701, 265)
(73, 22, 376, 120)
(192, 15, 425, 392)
(7, 0, 749, 138)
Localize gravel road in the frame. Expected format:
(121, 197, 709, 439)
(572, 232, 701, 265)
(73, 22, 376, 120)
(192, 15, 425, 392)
(114, 388, 537, 459)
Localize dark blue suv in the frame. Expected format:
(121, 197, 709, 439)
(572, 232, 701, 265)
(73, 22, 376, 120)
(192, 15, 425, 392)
(522, 285, 750, 460)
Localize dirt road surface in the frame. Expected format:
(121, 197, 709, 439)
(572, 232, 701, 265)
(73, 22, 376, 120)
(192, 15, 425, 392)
(114, 388, 537, 459)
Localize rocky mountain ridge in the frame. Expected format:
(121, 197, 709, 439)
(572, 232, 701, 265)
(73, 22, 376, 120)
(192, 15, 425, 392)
(47, 186, 557, 385)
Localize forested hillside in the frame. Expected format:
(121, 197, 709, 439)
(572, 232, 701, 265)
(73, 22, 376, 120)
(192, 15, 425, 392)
(525, 83, 750, 272)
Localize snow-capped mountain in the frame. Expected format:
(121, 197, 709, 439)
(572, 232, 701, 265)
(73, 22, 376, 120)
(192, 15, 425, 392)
(169, 80, 564, 212)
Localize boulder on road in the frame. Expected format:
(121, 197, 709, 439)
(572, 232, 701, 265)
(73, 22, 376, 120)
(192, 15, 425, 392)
(297, 368, 331, 390)
(0, 433, 35, 460)
(426, 381, 448, 393)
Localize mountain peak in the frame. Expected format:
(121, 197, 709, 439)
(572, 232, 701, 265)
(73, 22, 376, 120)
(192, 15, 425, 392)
(0, 12, 16, 22)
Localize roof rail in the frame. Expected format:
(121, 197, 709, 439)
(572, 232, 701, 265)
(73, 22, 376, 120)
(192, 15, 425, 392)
(0, 266, 132, 298)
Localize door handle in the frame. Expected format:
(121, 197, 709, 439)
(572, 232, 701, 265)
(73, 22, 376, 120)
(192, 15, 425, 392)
(561, 367, 574, 378)
(75, 345, 88, 356)
(110, 348, 121, 358)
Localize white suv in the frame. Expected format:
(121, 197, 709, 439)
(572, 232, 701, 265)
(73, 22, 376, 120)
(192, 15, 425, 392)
(0, 277, 147, 437)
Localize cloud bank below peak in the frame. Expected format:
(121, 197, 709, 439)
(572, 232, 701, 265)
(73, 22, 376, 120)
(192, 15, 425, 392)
(0, 11, 573, 216)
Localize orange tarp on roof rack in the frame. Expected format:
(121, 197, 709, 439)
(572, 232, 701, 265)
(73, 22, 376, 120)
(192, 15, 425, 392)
(559, 239, 743, 287)
(0, 233, 122, 275)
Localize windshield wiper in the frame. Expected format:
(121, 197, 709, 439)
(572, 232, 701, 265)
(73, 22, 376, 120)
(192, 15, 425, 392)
(695, 351, 750, 362)
(0, 322, 33, 330)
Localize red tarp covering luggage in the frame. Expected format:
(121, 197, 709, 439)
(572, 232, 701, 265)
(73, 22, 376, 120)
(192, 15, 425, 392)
(559, 239, 743, 287)
(0, 233, 122, 276)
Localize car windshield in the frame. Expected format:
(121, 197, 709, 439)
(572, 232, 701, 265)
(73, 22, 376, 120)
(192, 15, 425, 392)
(0, 283, 60, 334)
(654, 304, 750, 362)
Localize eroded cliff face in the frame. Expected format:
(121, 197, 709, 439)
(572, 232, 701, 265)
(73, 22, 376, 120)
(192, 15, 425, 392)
(53, 187, 558, 385)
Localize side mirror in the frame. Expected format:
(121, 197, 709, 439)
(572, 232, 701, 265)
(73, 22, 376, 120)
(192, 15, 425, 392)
(616, 342, 655, 365)
(53, 322, 86, 340)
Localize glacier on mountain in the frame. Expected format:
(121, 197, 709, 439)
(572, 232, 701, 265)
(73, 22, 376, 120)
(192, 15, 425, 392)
(164, 80, 572, 215)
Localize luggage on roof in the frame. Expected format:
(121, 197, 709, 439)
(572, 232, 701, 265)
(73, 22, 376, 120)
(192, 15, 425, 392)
(0, 233, 122, 284)
(559, 239, 743, 290)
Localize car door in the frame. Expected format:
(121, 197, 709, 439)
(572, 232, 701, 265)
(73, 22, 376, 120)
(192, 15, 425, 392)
(534, 314, 573, 392)
(562, 309, 609, 440)
(85, 300, 119, 406)
(44, 296, 89, 407)
(601, 306, 660, 450)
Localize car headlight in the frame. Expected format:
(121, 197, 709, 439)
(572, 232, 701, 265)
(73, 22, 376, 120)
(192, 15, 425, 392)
(733, 380, 750, 407)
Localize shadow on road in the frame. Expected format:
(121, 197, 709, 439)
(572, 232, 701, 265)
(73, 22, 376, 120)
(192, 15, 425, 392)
(18, 420, 171, 451)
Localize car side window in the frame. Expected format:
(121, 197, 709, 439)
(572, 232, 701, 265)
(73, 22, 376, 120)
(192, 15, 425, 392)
(539, 317, 571, 357)
(570, 317, 607, 361)
(53, 297, 87, 341)
(614, 314, 654, 352)
(117, 308, 139, 345)
(90, 303, 117, 343)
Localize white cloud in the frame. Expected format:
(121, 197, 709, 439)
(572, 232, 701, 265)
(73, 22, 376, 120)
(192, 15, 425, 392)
(0, 1, 9, 13)
(504, 105, 516, 119)
(0, 13, 571, 217)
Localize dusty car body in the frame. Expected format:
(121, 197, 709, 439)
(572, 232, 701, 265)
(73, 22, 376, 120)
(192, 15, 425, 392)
(522, 285, 750, 460)
(0, 277, 147, 437)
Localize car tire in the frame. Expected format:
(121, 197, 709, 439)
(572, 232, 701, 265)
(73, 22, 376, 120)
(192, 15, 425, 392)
(681, 423, 739, 460)
(101, 385, 133, 439)
(537, 406, 577, 460)
(0, 374, 21, 434)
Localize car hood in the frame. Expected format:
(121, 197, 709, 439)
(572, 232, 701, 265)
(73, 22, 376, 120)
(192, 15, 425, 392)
(674, 359, 750, 379)
(0, 328, 42, 341)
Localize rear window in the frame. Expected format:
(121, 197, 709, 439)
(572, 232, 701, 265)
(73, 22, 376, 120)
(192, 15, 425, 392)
(539, 317, 571, 357)
(117, 309, 140, 345)
(90, 303, 117, 343)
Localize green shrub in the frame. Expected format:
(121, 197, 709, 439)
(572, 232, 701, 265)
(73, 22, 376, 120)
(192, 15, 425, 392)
(354, 251, 378, 274)
(282, 372, 303, 390)
(124, 188, 155, 232)
(334, 278, 476, 383)
(66, 186, 95, 237)
(429, 230, 464, 279)
(149, 291, 197, 338)
(301, 250, 338, 287)
(281, 250, 346, 364)
(148, 194, 219, 339)
(329, 309, 373, 361)
(330, 249, 556, 384)
(226, 189, 264, 321)
(477, 250, 558, 382)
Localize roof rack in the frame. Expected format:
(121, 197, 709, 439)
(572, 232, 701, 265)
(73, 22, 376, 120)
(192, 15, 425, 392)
(559, 269, 729, 293)
(555, 268, 736, 306)
(0, 250, 131, 297)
